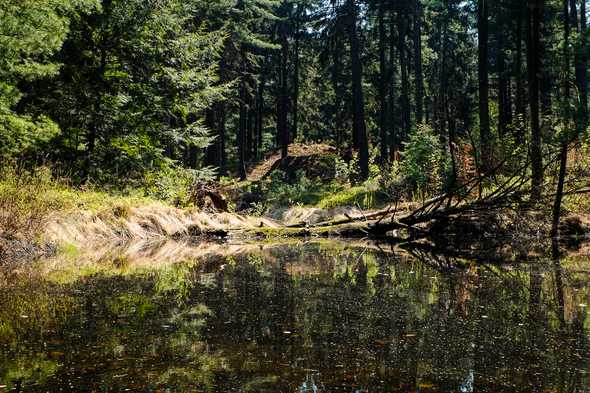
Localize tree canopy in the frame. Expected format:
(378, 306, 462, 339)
(0, 0, 588, 197)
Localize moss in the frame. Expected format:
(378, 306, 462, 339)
(58, 243, 80, 257)
(316, 184, 388, 210)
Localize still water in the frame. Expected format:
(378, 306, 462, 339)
(0, 241, 589, 392)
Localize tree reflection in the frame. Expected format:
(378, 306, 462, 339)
(0, 242, 589, 392)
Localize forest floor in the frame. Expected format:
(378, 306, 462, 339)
(246, 143, 338, 181)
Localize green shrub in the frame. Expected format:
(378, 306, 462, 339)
(400, 123, 446, 195)
(264, 170, 324, 206)
(142, 166, 216, 206)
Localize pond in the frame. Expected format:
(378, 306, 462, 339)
(0, 241, 589, 392)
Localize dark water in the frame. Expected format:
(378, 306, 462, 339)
(1, 242, 589, 392)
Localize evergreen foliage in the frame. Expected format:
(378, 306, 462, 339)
(0, 0, 588, 202)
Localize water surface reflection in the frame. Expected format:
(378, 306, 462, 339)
(0, 241, 589, 392)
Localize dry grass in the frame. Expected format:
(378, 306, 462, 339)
(0, 167, 285, 249)
(46, 204, 281, 246)
(0, 168, 62, 241)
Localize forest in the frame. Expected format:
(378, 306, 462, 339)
(0, 0, 589, 250)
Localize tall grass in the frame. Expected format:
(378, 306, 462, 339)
(0, 167, 62, 241)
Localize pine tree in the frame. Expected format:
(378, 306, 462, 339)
(0, 0, 98, 162)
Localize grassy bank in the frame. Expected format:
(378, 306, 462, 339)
(0, 168, 156, 239)
(3, 156, 590, 263)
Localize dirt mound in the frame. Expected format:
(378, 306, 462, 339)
(247, 143, 338, 181)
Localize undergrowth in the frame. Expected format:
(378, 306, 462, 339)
(0, 167, 162, 242)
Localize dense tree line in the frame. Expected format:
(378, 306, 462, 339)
(1, 0, 589, 190)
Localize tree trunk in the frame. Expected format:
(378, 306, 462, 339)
(552, 0, 572, 239)
(580, 0, 589, 132)
(515, 5, 526, 142)
(574, 0, 589, 133)
(398, 8, 411, 141)
(347, 0, 369, 180)
(388, 15, 398, 158)
(551, 0, 577, 239)
(527, 0, 544, 199)
(437, 8, 449, 144)
(238, 80, 247, 180)
(413, 0, 425, 124)
(551, 142, 568, 238)
(477, 0, 492, 171)
(446, 92, 457, 188)
(237, 0, 247, 180)
(564, 0, 572, 108)
(378, 1, 389, 162)
(278, 19, 289, 161)
(292, 3, 301, 141)
(569, 0, 578, 28)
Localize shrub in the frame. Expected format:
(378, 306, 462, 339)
(335, 154, 354, 184)
(264, 170, 320, 206)
(142, 166, 216, 206)
(0, 167, 63, 241)
(400, 123, 446, 195)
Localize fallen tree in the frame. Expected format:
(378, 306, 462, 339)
(244, 151, 584, 245)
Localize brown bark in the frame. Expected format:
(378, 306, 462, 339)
(413, 0, 425, 124)
(478, 0, 492, 171)
(346, 0, 369, 179)
(527, 0, 544, 199)
(378, 1, 389, 162)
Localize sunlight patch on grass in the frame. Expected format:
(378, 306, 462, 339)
(316, 184, 385, 210)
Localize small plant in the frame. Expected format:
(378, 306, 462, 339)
(142, 166, 216, 206)
(400, 123, 446, 195)
(247, 201, 267, 217)
(334, 155, 352, 184)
